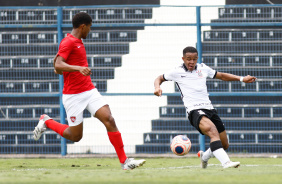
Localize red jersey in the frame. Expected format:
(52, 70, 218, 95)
(57, 33, 95, 94)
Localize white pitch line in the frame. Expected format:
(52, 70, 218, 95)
(142, 164, 282, 170)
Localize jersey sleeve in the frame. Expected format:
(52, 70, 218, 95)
(57, 38, 73, 61)
(202, 63, 217, 78)
(163, 68, 177, 81)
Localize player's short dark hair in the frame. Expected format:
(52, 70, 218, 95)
(72, 12, 92, 28)
(183, 46, 198, 56)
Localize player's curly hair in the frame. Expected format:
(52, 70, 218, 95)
(183, 46, 198, 56)
(72, 12, 92, 28)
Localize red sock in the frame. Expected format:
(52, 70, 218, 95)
(108, 131, 127, 163)
(45, 119, 69, 137)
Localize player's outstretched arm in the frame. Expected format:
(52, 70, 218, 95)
(215, 72, 257, 83)
(154, 75, 165, 97)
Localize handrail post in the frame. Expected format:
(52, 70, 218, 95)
(57, 7, 67, 156)
(196, 6, 206, 152)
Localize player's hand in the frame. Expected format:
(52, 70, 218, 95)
(79, 67, 92, 76)
(154, 87, 162, 97)
(243, 75, 257, 83)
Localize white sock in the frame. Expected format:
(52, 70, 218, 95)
(202, 148, 214, 161)
(212, 148, 230, 165)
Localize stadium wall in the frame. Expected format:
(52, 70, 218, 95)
(0, 0, 160, 6)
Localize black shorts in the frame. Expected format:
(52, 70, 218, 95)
(188, 109, 225, 135)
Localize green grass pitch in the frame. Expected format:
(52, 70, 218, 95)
(0, 157, 281, 184)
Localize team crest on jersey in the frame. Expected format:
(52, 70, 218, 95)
(70, 116, 76, 122)
(197, 70, 203, 77)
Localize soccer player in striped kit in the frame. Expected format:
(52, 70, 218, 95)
(154, 46, 256, 169)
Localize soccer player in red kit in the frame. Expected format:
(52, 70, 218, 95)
(33, 12, 145, 170)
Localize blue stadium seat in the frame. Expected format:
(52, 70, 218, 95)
(244, 107, 271, 117)
(0, 82, 23, 93)
(125, 8, 153, 19)
(34, 107, 60, 118)
(0, 134, 16, 145)
(159, 106, 186, 118)
(258, 133, 282, 143)
(0, 119, 62, 131)
(206, 81, 229, 92)
(168, 95, 282, 105)
(203, 56, 280, 67)
(25, 82, 53, 93)
(215, 68, 281, 79)
(0, 56, 122, 69)
(0, 97, 59, 105)
(8, 107, 34, 118)
(0, 106, 92, 120)
(218, 7, 282, 19)
(215, 107, 242, 117)
(228, 133, 256, 143)
(203, 56, 243, 67)
(202, 42, 282, 54)
(272, 56, 282, 66)
(17, 10, 58, 24)
(12, 58, 38, 67)
(231, 81, 257, 92)
(88, 56, 122, 67)
(0, 145, 61, 154)
(151, 119, 195, 131)
(17, 133, 44, 144)
(142, 132, 199, 144)
(203, 30, 282, 42)
(273, 107, 282, 117)
(0, 32, 57, 44)
(259, 81, 282, 92)
(227, 144, 282, 153)
(0, 68, 115, 80)
(210, 95, 282, 105)
(151, 118, 282, 132)
(84, 31, 137, 42)
(0, 44, 130, 56)
(0, 58, 11, 68)
(224, 119, 282, 131)
(62, 8, 152, 23)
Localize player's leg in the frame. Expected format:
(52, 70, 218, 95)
(219, 130, 229, 150)
(33, 114, 84, 142)
(198, 130, 228, 166)
(94, 105, 146, 170)
(199, 116, 239, 168)
(34, 92, 87, 142)
(87, 89, 145, 170)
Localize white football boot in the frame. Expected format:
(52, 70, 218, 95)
(121, 158, 146, 170)
(197, 151, 208, 169)
(33, 114, 51, 140)
(223, 161, 240, 169)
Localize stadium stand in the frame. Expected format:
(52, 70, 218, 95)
(136, 5, 282, 154)
(0, 6, 154, 154)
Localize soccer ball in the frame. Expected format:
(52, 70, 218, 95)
(170, 135, 191, 156)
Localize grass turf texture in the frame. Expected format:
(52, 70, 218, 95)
(0, 157, 281, 184)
